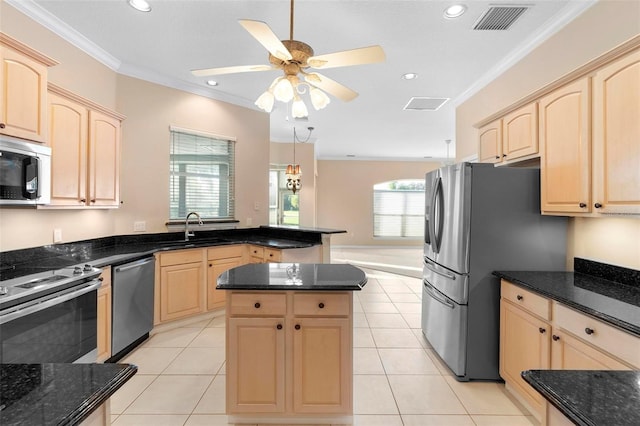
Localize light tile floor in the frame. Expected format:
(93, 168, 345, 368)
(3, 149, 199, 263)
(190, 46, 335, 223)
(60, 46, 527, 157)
(111, 268, 537, 426)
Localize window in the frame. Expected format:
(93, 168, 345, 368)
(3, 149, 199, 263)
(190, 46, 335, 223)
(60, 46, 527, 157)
(269, 167, 299, 226)
(373, 179, 425, 238)
(169, 127, 235, 220)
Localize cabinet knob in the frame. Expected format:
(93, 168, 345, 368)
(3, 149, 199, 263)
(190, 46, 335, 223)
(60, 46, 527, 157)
(552, 335, 560, 341)
(80, 199, 86, 203)
(90, 199, 96, 203)
(209, 263, 212, 267)
(318, 302, 325, 309)
(539, 327, 546, 334)
(585, 327, 595, 335)
(0, 123, 5, 129)
(269, 253, 273, 257)
(579, 203, 587, 208)
(276, 324, 282, 330)
(502, 154, 507, 157)
(495, 156, 500, 159)
(594, 203, 603, 209)
(254, 302, 261, 309)
(295, 324, 301, 330)
(516, 295, 523, 301)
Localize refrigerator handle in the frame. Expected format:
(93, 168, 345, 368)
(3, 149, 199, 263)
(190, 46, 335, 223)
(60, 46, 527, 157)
(432, 177, 444, 253)
(424, 258, 456, 281)
(423, 280, 455, 309)
(428, 177, 439, 253)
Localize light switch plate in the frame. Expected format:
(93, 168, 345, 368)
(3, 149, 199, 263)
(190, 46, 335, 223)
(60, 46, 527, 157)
(53, 228, 63, 243)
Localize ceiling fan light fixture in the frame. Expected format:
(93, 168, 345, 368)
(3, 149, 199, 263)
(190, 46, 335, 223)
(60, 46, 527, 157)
(309, 87, 330, 110)
(291, 97, 309, 118)
(255, 90, 275, 112)
(128, 0, 151, 12)
(274, 77, 295, 102)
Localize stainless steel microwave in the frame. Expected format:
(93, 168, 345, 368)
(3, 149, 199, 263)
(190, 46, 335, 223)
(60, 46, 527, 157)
(0, 136, 51, 205)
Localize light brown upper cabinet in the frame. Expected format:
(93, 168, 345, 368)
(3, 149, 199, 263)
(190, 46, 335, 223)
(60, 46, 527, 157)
(539, 77, 591, 214)
(478, 119, 502, 164)
(478, 103, 538, 165)
(502, 102, 539, 162)
(592, 49, 640, 214)
(46, 85, 123, 208)
(0, 33, 57, 143)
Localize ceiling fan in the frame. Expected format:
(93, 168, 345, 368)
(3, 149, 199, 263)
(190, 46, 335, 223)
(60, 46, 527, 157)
(191, 0, 385, 118)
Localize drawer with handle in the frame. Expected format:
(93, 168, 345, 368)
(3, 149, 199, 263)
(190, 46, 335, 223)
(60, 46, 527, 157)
(293, 293, 350, 316)
(553, 303, 640, 368)
(501, 279, 551, 321)
(229, 292, 286, 316)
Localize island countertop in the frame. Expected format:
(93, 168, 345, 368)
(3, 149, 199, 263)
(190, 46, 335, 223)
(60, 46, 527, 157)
(217, 263, 367, 291)
(0, 363, 137, 426)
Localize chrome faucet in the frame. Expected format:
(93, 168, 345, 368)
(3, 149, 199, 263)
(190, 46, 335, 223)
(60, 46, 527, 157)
(184, 212, 203, 241)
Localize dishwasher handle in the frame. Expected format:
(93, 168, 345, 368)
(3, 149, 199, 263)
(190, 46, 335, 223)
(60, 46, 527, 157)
(114, 257, 155, 273)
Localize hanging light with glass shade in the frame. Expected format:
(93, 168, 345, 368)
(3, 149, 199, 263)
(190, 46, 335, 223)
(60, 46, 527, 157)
(286, 126, 314, 193)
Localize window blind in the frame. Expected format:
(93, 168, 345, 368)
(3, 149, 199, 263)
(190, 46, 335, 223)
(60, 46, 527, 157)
(373, 182, 425, 238)
(169, 129, 235, 220)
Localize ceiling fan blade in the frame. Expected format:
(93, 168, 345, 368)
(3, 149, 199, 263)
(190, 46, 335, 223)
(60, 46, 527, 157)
(238, 19, 292, 61)
(191, 64, 274, 77)
(306, 73, 358, 102)
(308, 45, 385, 69)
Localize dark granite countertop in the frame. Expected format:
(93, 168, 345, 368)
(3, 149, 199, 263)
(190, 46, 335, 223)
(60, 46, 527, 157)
(1, 227, 342, 281)
(522, 370, 640, 426)
(494, 259, 640, 336)
(0, 363, 137, 426)
(217, 263, 367, 291)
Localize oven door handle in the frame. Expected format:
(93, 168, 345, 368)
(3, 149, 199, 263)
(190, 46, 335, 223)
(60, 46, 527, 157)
(0, 281, 101, 325)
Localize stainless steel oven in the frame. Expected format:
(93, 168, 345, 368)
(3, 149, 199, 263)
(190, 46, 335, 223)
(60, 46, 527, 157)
(0, 265, 101, 363)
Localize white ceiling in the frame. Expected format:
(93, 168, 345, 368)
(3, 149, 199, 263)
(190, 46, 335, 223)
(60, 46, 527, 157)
(10, 0, 594, 160)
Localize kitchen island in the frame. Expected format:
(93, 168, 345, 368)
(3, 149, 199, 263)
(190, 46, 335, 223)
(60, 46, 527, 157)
(217, 263, 366, 425)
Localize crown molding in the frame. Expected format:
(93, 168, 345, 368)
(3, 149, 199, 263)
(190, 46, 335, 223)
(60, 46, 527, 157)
(6, 0, 121, 70)
(451, 0, 598, 107)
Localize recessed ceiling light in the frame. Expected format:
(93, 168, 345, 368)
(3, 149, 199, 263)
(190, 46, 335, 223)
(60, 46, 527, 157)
(128, 0, 151, 12)
(206, 80, 218, 86)
(402, 73, 418, 80)
(444, 4, 467, 19)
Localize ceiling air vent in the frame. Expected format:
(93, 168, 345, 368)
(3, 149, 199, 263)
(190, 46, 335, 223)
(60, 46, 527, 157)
(404, 97, 449, 111)
(473, 6, 529, 31)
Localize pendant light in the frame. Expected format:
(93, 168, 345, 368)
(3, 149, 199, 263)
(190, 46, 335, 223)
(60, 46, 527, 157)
(286, 126, 314, 193)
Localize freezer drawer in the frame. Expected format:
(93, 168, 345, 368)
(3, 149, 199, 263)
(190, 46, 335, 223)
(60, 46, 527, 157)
(421, 280, 467, 377)
(423, 258, 469, 305)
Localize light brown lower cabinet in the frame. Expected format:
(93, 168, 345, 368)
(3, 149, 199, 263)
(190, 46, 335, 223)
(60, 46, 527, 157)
(500, 279, 639, 422)
(156, 249, 205, 323)
(96, 266, 112, 362)
(207, 246, 244, 310)
(226, 291, 353, 423)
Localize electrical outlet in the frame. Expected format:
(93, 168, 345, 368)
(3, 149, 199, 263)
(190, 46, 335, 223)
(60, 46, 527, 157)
(133, 221, 146, 232)
(53, 228, 63, 243)
(254, 201, 260, 211)
(246, 217, 253, 226)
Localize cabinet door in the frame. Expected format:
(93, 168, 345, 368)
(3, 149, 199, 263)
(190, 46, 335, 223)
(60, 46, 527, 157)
(207, 257, 243, 310)
(227, 317, 285, 413)
(159, 262, 204, 322)
(292, 317, 352, 414)
(539, 78, 591, 214)
(264, 248, 281, 263)
(550, 329, 631, 370)
(48, 93, 88, 206)
(0, 46, 48, 142)
(500, 300, 550, 413)
(88, 110, 120, 207)
(96, 266, 112, 363)
(478, 119, 502, 163)
(592, 49, 640, 214)
(502, 103, 538, 161)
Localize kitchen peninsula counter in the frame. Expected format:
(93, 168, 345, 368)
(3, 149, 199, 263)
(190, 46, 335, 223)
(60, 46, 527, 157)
(218, 263, 365, 425)
(0, 363, 137, 426)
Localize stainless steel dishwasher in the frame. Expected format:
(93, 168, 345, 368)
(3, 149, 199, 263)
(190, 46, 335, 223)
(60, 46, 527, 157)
(111, 257, 155, 359)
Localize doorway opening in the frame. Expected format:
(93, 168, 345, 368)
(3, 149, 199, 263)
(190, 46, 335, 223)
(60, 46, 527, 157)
(269, 168, 300, 226)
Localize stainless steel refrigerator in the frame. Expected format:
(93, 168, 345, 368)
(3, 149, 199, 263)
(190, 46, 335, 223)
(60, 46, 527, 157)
(422, 162, 567, 381)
